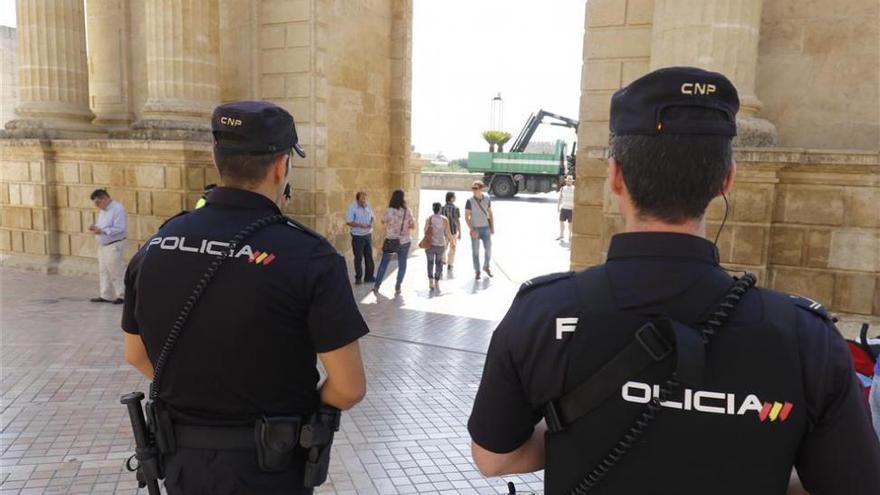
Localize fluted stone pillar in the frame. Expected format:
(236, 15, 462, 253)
(131, 0, 219, 140)
(86, 0, 135, 131)
(650, 0, 777, 146)
(4, 0, 103, 139)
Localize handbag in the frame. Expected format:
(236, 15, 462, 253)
(418, 218, 432, 250)
(382, 209, 406, 253)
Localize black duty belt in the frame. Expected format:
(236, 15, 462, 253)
(173, 424, 256, 451)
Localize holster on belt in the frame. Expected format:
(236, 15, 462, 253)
(300, 405, 341, 487)
(254, 416, 303, 472)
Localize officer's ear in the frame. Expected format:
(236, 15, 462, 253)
(271, 153, 289, 184)
(720, 160, 736, 196)
(608, 157, 625, 196)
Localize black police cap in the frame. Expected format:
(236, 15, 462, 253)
(211, 101, 307, 158)
(610, 66, 740, 137)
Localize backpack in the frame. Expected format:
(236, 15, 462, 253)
(847, 323, 880, 400)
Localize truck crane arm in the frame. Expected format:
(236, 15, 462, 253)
(510, 109, 579, 153)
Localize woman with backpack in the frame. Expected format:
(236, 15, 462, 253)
(373, 190, 415, 296)
(422, 202, 455, 292)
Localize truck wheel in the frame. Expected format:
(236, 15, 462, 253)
(491, 176, 517, 198)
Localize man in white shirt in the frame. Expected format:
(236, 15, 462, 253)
(88, 189, 128, 304)
(557, 175, 575, 242)
(345, 191, 375, 284)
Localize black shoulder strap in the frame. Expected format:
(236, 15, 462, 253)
(547, 271, 754, 432)
(149, 214, 288, 400)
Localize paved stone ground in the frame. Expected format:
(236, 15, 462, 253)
(0, 191, 571, 494)
(2, 189, 875, 494)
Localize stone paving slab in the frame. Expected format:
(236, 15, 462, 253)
(2, 190, 876, 494)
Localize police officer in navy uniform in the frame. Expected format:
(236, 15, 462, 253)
(467, 67, 880, 495)
(122, 101, 369, 494)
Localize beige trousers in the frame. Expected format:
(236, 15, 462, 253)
(98, 241, 126, 300)
(446, 241, 457, 268)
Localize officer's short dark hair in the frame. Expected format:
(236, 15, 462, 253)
(212, 148, 288, 187)
(445, 192, 455, 202)
(90, 189, 109, 200)
(610, 133, 732, 224)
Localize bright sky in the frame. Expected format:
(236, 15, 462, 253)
(0, 1, 586, 160)
(413, 0, 585, 159)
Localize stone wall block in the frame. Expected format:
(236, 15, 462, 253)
(287, 24, 311, 47)
(829, 231, 880, 272)
(571, 235, 603, 268)
(137, 191, 153, 215)
(261, 25, 286, 49)
(19, 185, 44, 206)
(79, 164, 93, 184)
(587, 0, 627, 27)
(846, 188, 880, 228)
(621, 59, 650, 85)
(1, 208, 32, 229)
(23, 231, 46, 255)
(186, 167, 206, 191)
(152, 192, 183, 217)
(31, 209, 45, 230)
(626, 0, 655, 25)
(731, 225, 767, 265)
(1, 162, 30, 182)
(129, 166, 166, 189)
(28, 163, 43, 182)
(262, 75, 285, 98)
(165, 167, 182, 189)
(137, 216, 165, 241)
(776, 187, 845, 225)
(91, 164, 127, 186)
(834, 273, 877, 315)
(772, 267, 835, 306)
(8, 184, 21, 205)
(732, 186, 773, 222)
(0, 229, 11, 251)
(11, 231, 23, 252)
(769, 226, 804, 265)
(261, 0, 310, 23)
(70, 234, 97, 258)
(53, 233, 71, 256)
(584, 61, 622, 90)
(585, 27, 652, 59)
(49, 186, 68, 208)
(0, 183, 9, 204)
(54, 163, 80, 184)
(58, 209, 82, 233)
(68, 186, 97, 208)
(804, 229, 831, 268)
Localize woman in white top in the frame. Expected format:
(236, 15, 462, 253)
(423, 202, 455, 292)
(373, 190, 415, 295)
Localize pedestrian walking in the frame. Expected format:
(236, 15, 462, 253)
(465, 181, 494, 280)
(373, 190, 415, 296)
(346, 191, 375, 284)
(423, 202, 455, 292)
(439, 192, 461, 275)
(557, 175, 575, 241)
(88, 189, 127, 304)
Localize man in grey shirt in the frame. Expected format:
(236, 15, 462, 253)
(465, 180, 495, 280)
(88, 189, 127, 304)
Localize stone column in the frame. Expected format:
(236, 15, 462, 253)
(4, 0, 103, 139)
(650, 0, 777, 146)
(131, 0, 219, 140)
(86, 0, 135, 131)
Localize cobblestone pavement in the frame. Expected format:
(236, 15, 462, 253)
(2, 190, 875, 494)
(0, 191, 570, 494)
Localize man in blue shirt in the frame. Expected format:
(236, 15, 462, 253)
(346, 191, 375, 284)
(88, 189, 128, 304)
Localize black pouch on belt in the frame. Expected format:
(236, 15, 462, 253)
(254, 416, 302, 472)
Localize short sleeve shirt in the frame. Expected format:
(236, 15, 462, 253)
(122, 187, 369, 425)
(465, 196, 491, 228)
(439, 203, 460, 234)
(468, 232, 880, 492)
(381, 207, 414, 244)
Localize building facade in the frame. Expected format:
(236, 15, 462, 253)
(1, 0, 878, 315)
(571, 0, 880, 316)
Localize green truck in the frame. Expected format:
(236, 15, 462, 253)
(467, 109, 578, 198)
